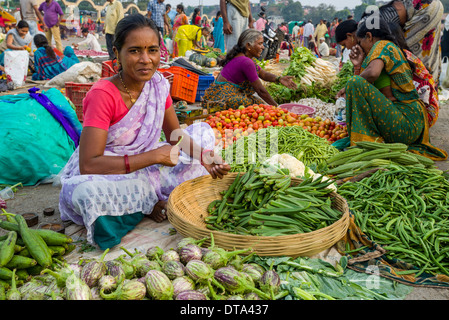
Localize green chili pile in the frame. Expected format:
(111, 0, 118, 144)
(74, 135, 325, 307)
(338, 166, 449, 276)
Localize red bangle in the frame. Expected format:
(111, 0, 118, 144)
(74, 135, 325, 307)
(124, 154, 130, 174)
(200, 149, 212, 166)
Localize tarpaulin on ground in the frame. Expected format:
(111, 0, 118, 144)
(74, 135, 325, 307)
(0, 87, 81, 186)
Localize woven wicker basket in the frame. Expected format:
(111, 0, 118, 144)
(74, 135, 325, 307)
(167, 172, 350, 257)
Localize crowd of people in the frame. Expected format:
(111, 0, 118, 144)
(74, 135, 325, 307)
(0, 0, 447, 249)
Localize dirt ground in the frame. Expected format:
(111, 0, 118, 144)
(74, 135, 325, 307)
(1, 35, 449, 300)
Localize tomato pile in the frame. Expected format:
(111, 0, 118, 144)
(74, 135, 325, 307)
(206, 104, 348, 147)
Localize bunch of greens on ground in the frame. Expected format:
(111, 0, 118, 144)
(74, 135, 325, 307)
(250, 255, 413, 300)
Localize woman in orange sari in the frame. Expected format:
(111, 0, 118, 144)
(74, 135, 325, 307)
(172, 4, 189, 57)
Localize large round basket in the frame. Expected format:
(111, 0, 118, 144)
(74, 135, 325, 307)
(167, 172, 350, 257)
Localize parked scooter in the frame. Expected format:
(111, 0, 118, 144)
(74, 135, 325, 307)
(259, 21, 284, 61)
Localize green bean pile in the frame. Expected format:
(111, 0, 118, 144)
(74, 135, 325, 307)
(338, 166, 449, 276)
(222, 126, 339, 173)
(205, 164, 342, 236)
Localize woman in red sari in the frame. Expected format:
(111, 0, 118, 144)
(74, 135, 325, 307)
(172, 4, 189, 57)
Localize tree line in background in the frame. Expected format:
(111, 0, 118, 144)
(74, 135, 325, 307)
(3, 0, 448, 23)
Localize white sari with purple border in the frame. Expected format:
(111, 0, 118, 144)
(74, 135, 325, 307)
(58, 74, 214, 244)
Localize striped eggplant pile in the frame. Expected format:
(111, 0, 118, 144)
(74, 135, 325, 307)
(0, 232, 412, 300)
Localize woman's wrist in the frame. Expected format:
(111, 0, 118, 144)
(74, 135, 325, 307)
(275, 75, 281, 83)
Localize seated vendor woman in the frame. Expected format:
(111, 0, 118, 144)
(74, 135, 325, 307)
(336, 18, 447, 161)
(58, 14, 230, 250)
(32, 34, 68, 80)
(0, 20, 33, 66)
(201, 28, 297, 109)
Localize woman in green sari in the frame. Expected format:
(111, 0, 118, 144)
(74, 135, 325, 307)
(337, 18, 447, 160)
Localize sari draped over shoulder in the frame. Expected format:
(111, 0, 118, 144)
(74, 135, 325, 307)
(345, 40, 447, 160)
(59, 75, 215, 248)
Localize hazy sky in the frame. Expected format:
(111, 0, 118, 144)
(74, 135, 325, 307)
(163, 0, 363, 11)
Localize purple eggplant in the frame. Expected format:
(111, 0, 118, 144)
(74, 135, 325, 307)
(80, 248, 109, 288)
(98, 274, 118, 293)
(146, 246, 164, 260)
(115, 255, 136, 279)
(242, 263, 265, 283)
(160, 249, 180, 263)
(172, 276, 195, 297)
(175, 290, 208, 300)
(184, 259, 225, 299)
(162, 260, 185, 280)
(179, 243, 203, 264)
(145, 270, 174, 300)
(259, 269, 281, 300)
(175, 236, 208, 253)
(65, 273, 92, 300)
(214, 267, 270, 299)
(202, 233, 251, 269)
(105, 260, 126, 283)
(100, 279, 146, 300)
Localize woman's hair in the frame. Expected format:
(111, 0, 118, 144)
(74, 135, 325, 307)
(308, 40, 317, 51)
(357, 17, 415, 73)
(216, 11, 221, 18)
(335, 19, 358, 43)
(17, 20, 29, 29)
(34, 34, 56, 60)
(176, 4, 184, 12)
(113, 13, 160, 54)
(82, 27, 89, 33)
(220, 29, 262, 67)
(202, 26, 211, 34)
(192, 8, 200, 24)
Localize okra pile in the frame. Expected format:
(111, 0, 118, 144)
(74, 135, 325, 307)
(338, 166, 449, 276)
(205, 164, 342, 236)
(325, 141, 438, 179)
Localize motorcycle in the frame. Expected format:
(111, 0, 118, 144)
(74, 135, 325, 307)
(258, 22, 284, 61)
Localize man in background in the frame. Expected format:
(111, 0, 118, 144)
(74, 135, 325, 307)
(147, 0, 168, 36)
(39, 0, 64, 52)
(20, 0, 47, 48)
(103, 0, 123, 60)
(302, 19, 314, 48)
(220, 0, 254, 51)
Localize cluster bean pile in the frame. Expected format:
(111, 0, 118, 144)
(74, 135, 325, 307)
(338, 166, 449, 276)
(224, 126, 339, 173)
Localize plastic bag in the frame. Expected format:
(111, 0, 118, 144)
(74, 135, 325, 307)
(4, 50, 29, 89)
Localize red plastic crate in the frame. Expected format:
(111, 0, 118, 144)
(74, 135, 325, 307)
(65, 82, 96, 122)
(158, 66, 199, 104)
(102, 60, 118, 77)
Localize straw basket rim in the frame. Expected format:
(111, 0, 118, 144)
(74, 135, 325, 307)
(167, 172, 350, 257)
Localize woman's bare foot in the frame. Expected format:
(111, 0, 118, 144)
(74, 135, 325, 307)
(148, 200, 168, 223)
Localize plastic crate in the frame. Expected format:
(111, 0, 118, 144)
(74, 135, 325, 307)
(65, 82, 96, 122)
(195, 74, 215, 102)
(102, 60, 118, 77)
(158, 66, 199, 104)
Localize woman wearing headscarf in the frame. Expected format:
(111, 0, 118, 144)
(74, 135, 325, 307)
(360, 0, 444, 82)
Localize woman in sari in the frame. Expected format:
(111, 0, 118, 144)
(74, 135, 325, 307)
(212, 11, 225, 53)
(171, 4, 189, 57)
(174, 24, 210, 57)
(201, 29, 297, 110)
(361, 0, 444, 82)
(32, 34, 68, 80)
(389, 22, 440, 128)
(337, 18, 447, 160)
(59, 14, 230, 250)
